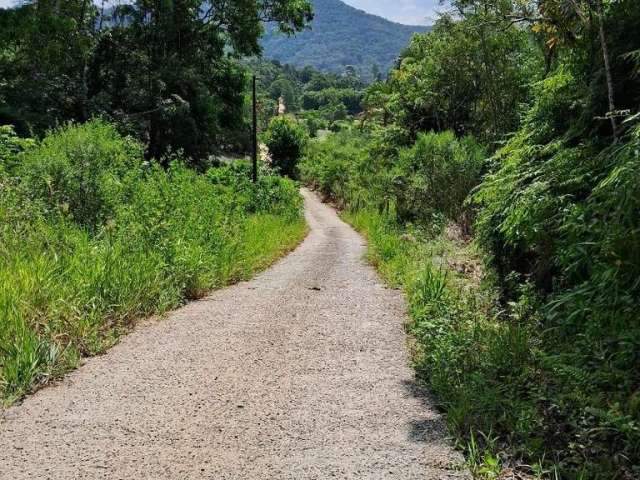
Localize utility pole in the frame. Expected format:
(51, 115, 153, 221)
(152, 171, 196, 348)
(252, 75, 258, 183)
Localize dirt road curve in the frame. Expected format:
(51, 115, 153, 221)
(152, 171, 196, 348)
(0, 189, 468, 479)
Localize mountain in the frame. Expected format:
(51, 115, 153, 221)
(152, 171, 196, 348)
(261, 0, 430, 82)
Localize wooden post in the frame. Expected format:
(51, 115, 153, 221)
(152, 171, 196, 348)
(252, 75, 258, 183)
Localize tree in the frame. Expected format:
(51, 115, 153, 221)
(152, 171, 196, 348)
(378, 12, 537, 142)
(0, 0, 313, 165)
(0, 0, 99, 133)
(530, 0, 623, 138)
(362, 81, 392, 127)
(263, 115, 308, 178)
(95, 0, 313, 163)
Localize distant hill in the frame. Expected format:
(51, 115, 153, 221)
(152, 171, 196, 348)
(261, 0, 430, 82)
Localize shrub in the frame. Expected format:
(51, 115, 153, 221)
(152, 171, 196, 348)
(301, 129, 484, 228)
(473, 70, 591, 294)
(470, 70, 640, 477)
(263, 115, 308, 178)
(16, 121, 144, 231)
(0, 121, 306, 402)
(206, 161, 302, 219)
(392, 131, 485, 225)
(299, 131, 362, 207)
(0, 124, 34, 174)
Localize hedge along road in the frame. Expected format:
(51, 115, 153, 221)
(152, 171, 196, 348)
(0, 189, 468, 479)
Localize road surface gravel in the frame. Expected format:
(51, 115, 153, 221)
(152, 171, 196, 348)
(0, 189, 468, 479)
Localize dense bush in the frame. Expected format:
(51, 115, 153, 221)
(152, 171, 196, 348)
(299, 130, 361, 205)
(392, 132, 485, 226)
(263, 115, 308, 178)
(206, 160, 303, 218)
(14, 121, 144, 231)
(473, 70, 591, 294)
(0, 121, 306, 402)
(0, 125, 33, 174)
(472, 68, 640, 476)
(300, 129, 483, 225)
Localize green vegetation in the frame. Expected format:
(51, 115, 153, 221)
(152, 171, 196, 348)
(263, 115, 309, 177)
(0, 0, 314, 404)
(261, 0, 429, 82)
(249, 58, 366, 134)
(371, 14, 537, 142)
(0, 121, 306, 403)
(2, 0, 640, 477)
(301, 129, 484, 224)
(0, 0, 313, 167)
(301, 0, 640, 477)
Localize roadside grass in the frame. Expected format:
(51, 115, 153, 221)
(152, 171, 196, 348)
(238, 214, 309, 277)
(0, 121, 307, 404)
(0, 214, 306, 405)
(342, 209, 543, 478)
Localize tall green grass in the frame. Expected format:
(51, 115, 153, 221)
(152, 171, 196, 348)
(0, 121, 307, 403)
(343, 209, 537, 477)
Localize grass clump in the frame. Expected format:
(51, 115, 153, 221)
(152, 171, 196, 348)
(0, 120, 306, 403)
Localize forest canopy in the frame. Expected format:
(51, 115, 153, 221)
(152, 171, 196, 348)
(0, 0, 313, 165)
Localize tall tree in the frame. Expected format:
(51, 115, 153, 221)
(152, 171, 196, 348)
(380, 11, 537, 142)
(0, 0, 98, 133)
(0, 0, 313, 164)
(531, 0, 623, 138)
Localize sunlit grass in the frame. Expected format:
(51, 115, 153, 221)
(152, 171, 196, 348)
(0, 213, 306, 405)
(0, 121, 307, 404)
(342, 209, 536, 478)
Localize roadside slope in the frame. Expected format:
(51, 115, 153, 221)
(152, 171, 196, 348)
(0, 189, 467, 479)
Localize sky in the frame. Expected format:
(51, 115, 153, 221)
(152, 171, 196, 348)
(343, 0, 443, 25)
(0, 0, 444, 26)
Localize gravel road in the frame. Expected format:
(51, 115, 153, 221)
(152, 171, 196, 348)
(0, 189, 468, 479)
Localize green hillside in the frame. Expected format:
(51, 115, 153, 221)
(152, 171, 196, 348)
(261, 0, 430, 81)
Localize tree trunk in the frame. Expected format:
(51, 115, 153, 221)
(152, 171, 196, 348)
(596, 3, 618, 140)
(78, 0, 90, 122)
(99, 0, 105, 31)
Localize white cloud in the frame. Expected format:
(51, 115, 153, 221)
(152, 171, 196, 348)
(343, 0, 444, 25)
